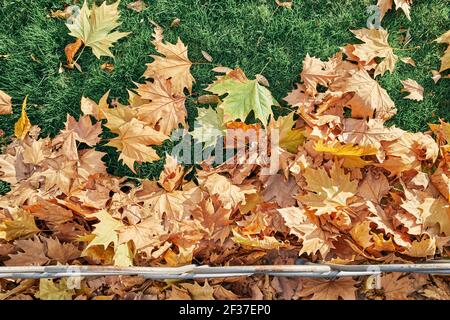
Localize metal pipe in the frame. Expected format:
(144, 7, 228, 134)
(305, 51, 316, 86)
(0, 261, 448, 280)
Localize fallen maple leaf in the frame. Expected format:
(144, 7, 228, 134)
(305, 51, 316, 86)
(0, 90, 12, 115)
(278, 207, 336, 257)
(349, 28, 398, 77)
(401, 79, 424, 101)
(0, 210, 40, 241)
(298, 278, 357, 300)
(191, 107, 225, 148)
(106, 118, 168, 172)
(81, 92, 109, 121)
(297, 164, 358, 215)
(314, 140, 378, 168)
(404, 238, 436, 257)
(332, 69, 396, 120)
(64, 114, 102, 146)
(275, 0, 292, 8)
(35, 279, 74, 300)
(64, 38, 82, 70)
(144, 24, 194, 94)
(134, 77, 187, 135)
(44, 237, 80, 264)
(350, 221, 374, 249)
(206, 68, 276, 124)
(232, 229, 288, 250)
(435, 30, 450, 72)
(300, 54, 337, 95)
(191, 196, 233, 244)
(180, 281, 215, 300)
(200, 173, 247, 209)
(118, 216, 165, 255)
(377, 0, 413, 21)
(83, 210, 133, 267)
(4, 236, 48, 266)
(381, 273, 424, 300)
(66, 1, 130, 59)
(357, 169, 390, 204)
(270, 112, 305, 153)
(424, 197, 450, 236)
(340, 118, 404, 161)
(421, 278, 450, 300)
(158, 155, 185, 192)
(22, 138, 51, 165)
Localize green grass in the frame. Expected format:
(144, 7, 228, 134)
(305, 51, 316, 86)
(0, 0, 449, 189)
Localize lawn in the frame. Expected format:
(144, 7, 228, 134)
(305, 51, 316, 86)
(0, 0, 449, 192)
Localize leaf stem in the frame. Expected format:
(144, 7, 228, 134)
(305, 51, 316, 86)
(73, 45, 86, 65)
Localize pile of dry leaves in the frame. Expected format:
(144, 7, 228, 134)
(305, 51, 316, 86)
(0, 1, 449, 300)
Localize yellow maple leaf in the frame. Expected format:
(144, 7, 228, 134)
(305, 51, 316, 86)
(297, 164, 358, 215)
(404, 238, 436, 257)
(232, 229, 288, 250)
(14, 96, 31, 140)
(270, 112, 305, 153)
(66, 1, 130, 58)
(35, 279, 74, 300)
(82, 210, 133, 266)
(106, 118, 168, 173)
(314, 140, 377, 168)
(0, 209, 40, 241)
(144, 24, 194, 94)
(350, 221, 374, 249)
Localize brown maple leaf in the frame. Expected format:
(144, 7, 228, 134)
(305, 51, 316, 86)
(262, 174, 298, 207)
(5, 236, 49, 266)
(191, 195, 233, 244)
(135, 77, 187, 135)
(357, 169, 390, 204)
(118, 215, 165, 256)
(44, 237, 80, 264)
(64, 115, 102, 146)
(298, 278, 357, 300)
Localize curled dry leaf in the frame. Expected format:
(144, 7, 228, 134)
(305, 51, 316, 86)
(400, 79, 424, 101)
(275, 0, 293, 9)
(64, 38, 82, 69)
(201, 50, 213, 62)
(126, 0, 148, 12)
(14, 96, 31, 140)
